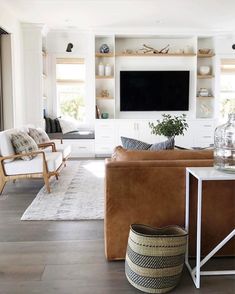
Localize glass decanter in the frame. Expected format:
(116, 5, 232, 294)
(214, 113, 235, 172)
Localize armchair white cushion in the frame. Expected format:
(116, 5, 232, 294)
(3, 152, 63, 175)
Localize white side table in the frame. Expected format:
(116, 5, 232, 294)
(185, 167, 235, 288)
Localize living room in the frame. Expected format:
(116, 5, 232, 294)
(0, 0, 235, 293)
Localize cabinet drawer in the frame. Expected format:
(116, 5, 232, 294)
(95, 132, 115, 141)
(64, 140, 95, 157)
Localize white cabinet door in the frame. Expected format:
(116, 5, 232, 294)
(95, 119, 116, 155)
(116, 120, 139, 145)
(138, 120, 165, 144)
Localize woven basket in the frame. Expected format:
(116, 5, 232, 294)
(125, 224, 188, 294)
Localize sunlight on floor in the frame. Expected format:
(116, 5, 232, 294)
(83, 161, 105, 178)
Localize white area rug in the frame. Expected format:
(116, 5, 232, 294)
(21, 160, 104, 220)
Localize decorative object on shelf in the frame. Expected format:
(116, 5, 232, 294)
(149, 114, 188, 146)
(125, 224, 187, 294)
(122, 49, 133, 54)
(199, 65, 210, 75)
(101, 112, 109, 119)
(197, 88, 211, 97)
(100, 89, 110, 98)
(137, 43, 170, 54)
(99, 43, 110, 53)
(105, 64, 112, 76)
(198, 48, 212, 54)
(198, 101, 212, 118)
(95, 105, 101, 119)
(98, 62, 105, 76)
(214, 113, 235, 173)
(184, 45, 193, 54)
(66, 43, 73, 53)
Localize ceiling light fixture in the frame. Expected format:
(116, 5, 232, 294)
(66, 43, 73, 52)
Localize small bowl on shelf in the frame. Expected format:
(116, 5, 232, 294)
(199, 66, 210, 75)
(198, 48, 212, 54)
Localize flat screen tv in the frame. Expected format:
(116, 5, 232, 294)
(120, 71, 190, 111)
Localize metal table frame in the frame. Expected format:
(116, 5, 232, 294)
(185, 167, 235, 288)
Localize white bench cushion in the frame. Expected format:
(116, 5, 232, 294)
(43, 144, 71, 159)
(4, 152, 63, 175)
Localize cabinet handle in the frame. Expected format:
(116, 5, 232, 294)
(203, 125, 212, 127)
(78, 146, 87, 149)
(202, 136, 212, 138)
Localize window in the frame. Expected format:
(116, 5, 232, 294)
(56, 58, 85, 121)
(220, 59, 235, 120)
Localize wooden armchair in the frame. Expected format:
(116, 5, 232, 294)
(0, 129, 64, 194)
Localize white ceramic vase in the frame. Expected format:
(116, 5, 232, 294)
(199, 66, 210, 75)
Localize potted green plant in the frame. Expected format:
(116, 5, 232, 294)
(149, 114, 188, 145)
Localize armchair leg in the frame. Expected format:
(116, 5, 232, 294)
(0, 177, 6, 195)
(43, 173, 51, 193)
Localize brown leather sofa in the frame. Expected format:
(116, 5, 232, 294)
(104, 147, 235, 260)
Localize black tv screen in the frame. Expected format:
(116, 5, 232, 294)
(120, 71, 190, 111)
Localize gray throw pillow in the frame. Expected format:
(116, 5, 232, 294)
(28, 128, 50, 144)
(121, 136, 151, 150)
(11, 131, 38, 161)
(149, 137, 175, 151)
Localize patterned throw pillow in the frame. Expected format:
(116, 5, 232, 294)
(121, 136, 151, 150)
(11, 131, 38, 161)
(28, 128, 50, 144)
(149, 137, 175, 150)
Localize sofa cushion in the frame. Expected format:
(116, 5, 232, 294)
(43, 144, 71, 159)
(4, 151, 63, 175)
(0, 129, 16, 161)
(11, 131, 38, 161)
(121, 136, 151, 150)
(112, 146, 213, 161)
(149, 137, 175, 151)
(58, 117, 79, 134)
(28, 128, 50, 144)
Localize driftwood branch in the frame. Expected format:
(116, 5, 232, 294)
(137, 44, 170, 54)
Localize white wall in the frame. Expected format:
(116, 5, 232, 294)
(1, 34, 14, 129)
(46, 30, 95, 128)
(0, 3, 25, 128)
(22, 24, 44, 127)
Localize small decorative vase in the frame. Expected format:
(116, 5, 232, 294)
(105, 64, 112, 76)
(214, 113, 235, 173)
(99, 44, 110, 53)
(98, 62, 104, 76)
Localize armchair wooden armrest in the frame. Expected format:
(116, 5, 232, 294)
(38, 142, 57, 152)
(0, 150, 46, 163)
(0, 150, 52, 194)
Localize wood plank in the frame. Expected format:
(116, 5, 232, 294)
(115, 52, 196, 57)
(0, 265, 45, 282)
(95, 53, 114, 57)
(197, 53, 215, 58)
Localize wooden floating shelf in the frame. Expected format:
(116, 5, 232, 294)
(96, 75, 114, 79)
(95, 53, 114, 57)
(96, 96, 113, 100)
(197, 75, 214, 79)
(197, 53, 215, 58)
(197, 96, 214, 98)
(115, 53, 196, 57)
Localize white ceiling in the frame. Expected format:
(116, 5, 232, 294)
(2, 0, 235, 34)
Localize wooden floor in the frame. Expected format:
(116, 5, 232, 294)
(0, 178, 234, 294)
